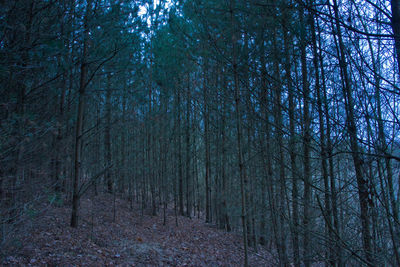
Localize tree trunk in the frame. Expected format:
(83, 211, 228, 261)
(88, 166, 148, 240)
(71, 0, 91, 228)
(185, 74, 192, 217)
(299, 5, 312, 266)
(318, 19, 342, 265)
(121, 80, 127, 196)
(221, 70, 230, 232)
(331, 1, 374, 264)
(105, 73, 113, 194)
(203, 61, 211, 223)
(283, 15, 300, 267)
(230, 1, 248, 265)
(177, 87, 184, 216)
(310, 8, 334, 266)
(272, 21, 289, 266)
(391, 0, 400, 75)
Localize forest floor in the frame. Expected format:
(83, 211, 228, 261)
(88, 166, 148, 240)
(2, 194, 275, 266)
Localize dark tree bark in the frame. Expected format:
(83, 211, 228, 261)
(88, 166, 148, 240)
(283, 14, 300, 267)
(203, 61, 211, 224)
(299, 4, 312, 266)
(177, 86, 184, 216)
(272, 19, 289, 266)
(309, 8, 334, 265)
(220, 71, 230, 232)
(71, 0, 91, 228)
(230, 1, 248, 265)
(391, 0, 400, 75)
(105, 74, 113, 194)
(331, 0, 374, 264)
(185, 74, 192, 218)
(317, 18, 342, 265)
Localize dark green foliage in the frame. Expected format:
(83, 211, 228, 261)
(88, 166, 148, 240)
(1, 1, 400, 266)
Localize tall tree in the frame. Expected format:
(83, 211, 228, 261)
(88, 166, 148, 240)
(230, 0, 248, 265)
(71, 0, 92, 228)
(331, 0, 374, 264)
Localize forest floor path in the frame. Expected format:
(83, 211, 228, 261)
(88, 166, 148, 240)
(2, 194, 275, 266)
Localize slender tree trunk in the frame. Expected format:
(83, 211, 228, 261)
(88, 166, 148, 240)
(105, 74, 113, 193)
(391, 0, 400, 75)
(272, 21, 289, 266)
(185, 75, 192, 217)
(121, 81, 127, 196)
(71, 0, 91, 228)
(331, 1, 374, 264)
(221, 71, 230, 232)
(299, 5, 312, 266)
(54, 69, 66, 193)
(203, 61, 211, 223)
(53, 12, 68, 193)
(317, 19, 342, 265)
(230, 1, 248, 265)
(283, 15, 300, 267)
(147, 68, 157, 216)
(177, 87, 184, 216)
(161, 93, 168, 225)
(310, 9, 334, 266)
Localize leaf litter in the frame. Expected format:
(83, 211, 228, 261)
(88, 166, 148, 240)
(2, 194, 275, 266)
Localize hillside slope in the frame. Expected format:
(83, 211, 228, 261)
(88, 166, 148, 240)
(2, 194, 274, 266)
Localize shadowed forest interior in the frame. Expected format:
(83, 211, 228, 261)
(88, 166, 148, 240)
(1, 0, 400, 266)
